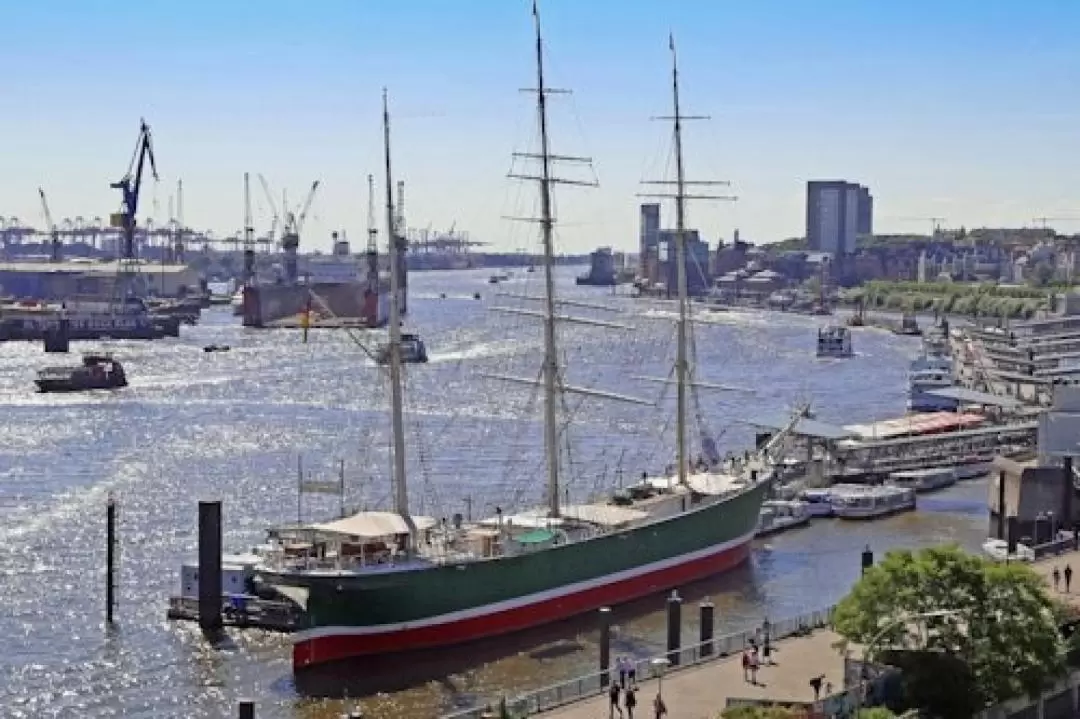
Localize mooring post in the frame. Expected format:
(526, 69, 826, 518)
(666, 590, 682, 667)
(861, 544, 874, 576)
(198, 501, 223, 633)
(997, 470, 1007, 539)
(237, 699, 254, 719)
(699, 600, 714, 658)
(106, 493, 117, 625)
(598, 606, 612, 688)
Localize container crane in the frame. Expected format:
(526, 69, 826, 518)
(38, 188, 61, 262)
(110, 119, 159, 261)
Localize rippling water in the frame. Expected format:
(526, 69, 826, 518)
(0, 267, 988, 718)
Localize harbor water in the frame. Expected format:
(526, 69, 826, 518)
(0, 267, 989, 718)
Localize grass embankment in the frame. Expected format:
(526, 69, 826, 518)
(848, 281, 1056, 320)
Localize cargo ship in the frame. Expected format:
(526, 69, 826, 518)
(250, 16, 779, 673)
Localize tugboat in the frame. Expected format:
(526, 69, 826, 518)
(816, 325, 853, 358)
(35, 354, 128, 393)
(375, 332, 428, 365)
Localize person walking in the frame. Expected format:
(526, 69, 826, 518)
(617, 657, 628, 688)
(1053, 566, 1062, 591)
(741, 649, 751, 682)
(653, 693, 667, 718)
(749, 648, 760, 685)
(609, 681, 623, 718)
(1067, 565, 1074, 593)
(762, 635, 773, 666)
(624, 685, 637, 719)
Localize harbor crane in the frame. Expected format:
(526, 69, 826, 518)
(110, 119, 158, 261)
(284, 180, 320, 238)
(257, 173, 281, 247)
(37, 188, 61, 262)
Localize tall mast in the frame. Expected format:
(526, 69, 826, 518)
(533, 2, 562, 519)
(670, 37, 690, 487)
(382, 88, 411, 525)
(639, 35, 736, 485)
(366, 173, 377, 252)
(243, 172, 253, 247)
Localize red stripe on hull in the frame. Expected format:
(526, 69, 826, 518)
(294, 539, 752, 670)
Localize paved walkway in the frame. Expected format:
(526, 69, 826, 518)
(543, 629, 849, 719)
(1033, 548, 1080, 608)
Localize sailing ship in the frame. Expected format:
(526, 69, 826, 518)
(258, 7, 777, 672)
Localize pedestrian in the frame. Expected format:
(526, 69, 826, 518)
(825, 681, 833, 696)
(741, 649, 750, 682)
(627, 658, 637, 687)
(1054, 567, 1062, 591)
(609, 681, 623, 718)
(624, 686, 637, 719)
(1067, 565, 1074, 593)
(749, 648, 760, 685)
(653, 693, 667, 718)
(617, 656, 628, 688)
(762, 636, 773, 665)
(810, 675, 824, 700)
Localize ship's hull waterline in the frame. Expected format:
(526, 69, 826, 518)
(276, 480, 768, 670)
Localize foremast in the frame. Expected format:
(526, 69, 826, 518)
(382, 89, 413, 534)
(640, 36, 737, 486)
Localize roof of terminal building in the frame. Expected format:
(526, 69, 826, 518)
(925, 386, 1022, 408)
(0, 260, 191, 275)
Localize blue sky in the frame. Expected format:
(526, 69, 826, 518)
(2, 0, 1079, 254)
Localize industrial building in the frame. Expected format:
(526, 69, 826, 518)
(806, 181, 873, 256)
(0, 259, 200, 300)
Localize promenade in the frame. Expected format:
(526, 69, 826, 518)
(544, 629, 849, 719)
(1033, 548, 1080, 609)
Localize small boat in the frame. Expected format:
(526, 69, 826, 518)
(203, 344, 231, 353)
(375, 333, 428, 365)
(798, 488, 836, 517)
(756, 500, 812, 538)
(893, 312, 922, 336)
(888, 466, 957, 493)
(816, 325, 853, 358)
(488, 273, 509, 285)
(907, 353, 957, 413)
(36, 353, 128, 393)
(982, 538, 1034, 563)
(830, 484, 915, 519)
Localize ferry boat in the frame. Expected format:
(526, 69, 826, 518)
(244, 31, 783, 673)
(375, 333, 428, 365)
(907, 347, 957, 413)
(797, 488, 835, 517)
(35, 353, 127, 393)
(888, 466, 957, 493)
(816, 326, 853, 358)
(830, 484, 915, 519)
(893, 312, 921, 336)
(755, 500, 811, 538)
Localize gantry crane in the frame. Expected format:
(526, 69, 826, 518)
(110, 119, 159, 261)
(38, 188, 61, 262)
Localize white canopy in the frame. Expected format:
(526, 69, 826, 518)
(306, 511, 436, 538)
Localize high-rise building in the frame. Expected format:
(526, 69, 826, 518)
(639, 203, 661, 276)
(806, 181, 873, 256)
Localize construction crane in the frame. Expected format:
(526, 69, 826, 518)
(110, 119, 159, 261)
(282, 181, 320, 238)
(257, 174, 281, 247)
(37, 188, 61, 262)
(1033, 217, 1080, 231)
(893, 216, 947, 237)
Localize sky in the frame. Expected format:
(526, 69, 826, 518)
(2, 0, 1080, 254)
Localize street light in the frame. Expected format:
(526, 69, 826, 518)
(854, 609, 963, 716)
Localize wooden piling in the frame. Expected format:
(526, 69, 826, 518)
(198, 501, 223, 632)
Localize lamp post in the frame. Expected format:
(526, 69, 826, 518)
(853, 609, 962, 716)
(650, 657, 670, 710)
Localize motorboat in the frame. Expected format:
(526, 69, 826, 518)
(830, 484, 915, 519)
(35, 353, 128, 393)
(982, 538, 1034, 563)
(888, 466, 957, 493)
(375, 333, 429, 365)
(756, 500, 812, 538)
(816, 326, 853, 358)
(797, 488, 835, 517)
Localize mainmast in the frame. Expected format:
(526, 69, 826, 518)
(640, 35, 736, 486)
(382, 89, 411, 527)
(532, 3, 562, 519)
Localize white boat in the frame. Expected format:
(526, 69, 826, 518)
(756, 500, 812, 538)
(982, 538, 1034, 563)
(907, 350, 957, 413)
(797, 488, 835, 517)
(831, 484, 915, 519)
(888, 466, 957, 493)
(816, 326, 853, 358)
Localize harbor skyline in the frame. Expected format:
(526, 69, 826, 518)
(3, 0, 1080, 253)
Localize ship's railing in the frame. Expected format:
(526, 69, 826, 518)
(438, 604, 836, 719)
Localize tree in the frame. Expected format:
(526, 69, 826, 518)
(832, 545, 1065, 713)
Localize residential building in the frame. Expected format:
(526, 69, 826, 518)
(639, 203, 661, 276)
(806, 181, 873, 256)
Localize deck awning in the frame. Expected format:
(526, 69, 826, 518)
(743, 415, 855, 441)
(307, 511, 436, 538)
(926, 387, 1022, 409)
